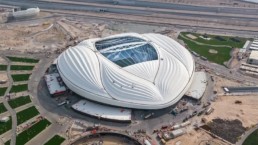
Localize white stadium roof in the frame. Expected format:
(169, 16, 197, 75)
(57, 33, 195, 109)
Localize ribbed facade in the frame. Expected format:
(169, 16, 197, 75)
(57, 33, 195, 109)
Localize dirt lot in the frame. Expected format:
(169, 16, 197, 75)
(0, 56, 7, 64)
(0, 15, 171, 54)
(167, 129, 227, 145)
(0, 19, 67, 52)
(0, 71, 8, 87)
(0, 72, 7, 81)
(171, 75, 258, 144)
(205, 95, 258, 128)
(213, 75, 242, 94)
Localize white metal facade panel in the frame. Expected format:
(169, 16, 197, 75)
(72, 100, 131, 121)
(123, 60, 159, 82)
(98, 54, 163, 104)
(57, 33, 195, 109)
(155, 47, 191, 101)
(143, 33, 194, 75)
(57, 45, 108, 97)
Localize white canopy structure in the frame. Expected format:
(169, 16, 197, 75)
(72, 100, 132, 121)
(57, 33, 195, 109)
(185, 72, 207, 100)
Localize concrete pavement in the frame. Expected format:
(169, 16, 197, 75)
(195, 57, 258, 85)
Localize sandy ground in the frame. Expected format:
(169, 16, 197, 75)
(213, 75, 242, 94)
(171, 75, 258, 144)
(212, 75, 258, 128)
(0, 19, 67, 52)
(0, 15, 169, 53)
(0, 56, 7, 64)
(228, 49, 241, 69)
(167, 129, 227, 145)
(0, 72, 8, 87)
(186, 34, 197, 39)
(10, 62, 38, 66)
(0, 72, 7, 81)
(204, 95, 258, 128)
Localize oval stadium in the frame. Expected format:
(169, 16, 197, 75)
(56, 33, 195, 109)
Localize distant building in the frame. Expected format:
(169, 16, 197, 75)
(44, 73, 66, 96)
(249, 39, 258, 50)
(248, 51, 258, 65)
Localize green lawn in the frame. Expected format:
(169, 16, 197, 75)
(4, 140, 10, 145)
(44, 135, 65, 145)
(17, 106, 40, 125)
(11, 74, 31, 82)
(243, 129, 258, 145)
(7, 56, 39, 63)
(178, 34, 231, 65)
(8, 95, 31, 109)
(0, 87, 7, 96)
(181, 32, 248, 48)
(16, 119, 51, 145)
(0, 103, 7, 114)
(10, 84, 28, 93)
(10, 65, 34, 71)
(0, 117, 12, 135)
(0, 65, 7, 71)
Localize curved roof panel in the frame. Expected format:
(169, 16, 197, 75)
(57, 33, 195, 109)
(57, 45, 108, 97)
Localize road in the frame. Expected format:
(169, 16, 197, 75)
(0, 0, 258, 21)
(195, 57, 258, 85)
(43, 0, 258, 15)
(1, 0, 258, 24)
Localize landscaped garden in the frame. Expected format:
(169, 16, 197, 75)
(4, 141, 9, 145)
(8, 95, 31, 109)
(16, 106, 40, 125)
(9, 84, 28, 93)
(0, 117, 12, 135)
(11, 74, 31, 82)
(10, 65, 34, 71)
(180, 32, 247, 48)
(44, 135, 65, 145)
(0, 65, 7, 71)
(0, 87, 7, 96)
(0, 103, 7, 114)
(7, 56, 39, 63)
(15, 119, 51, 145)
(178, 32, 249, 65)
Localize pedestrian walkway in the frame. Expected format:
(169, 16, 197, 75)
(1, 56, 17, 145)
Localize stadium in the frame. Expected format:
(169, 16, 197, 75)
(56, 33, 195, 109)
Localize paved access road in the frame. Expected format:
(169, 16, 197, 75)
(1, 0, 258, 23)
(195, 57, 258, 85)
(62, 0, 258, 15)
